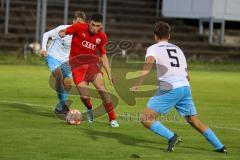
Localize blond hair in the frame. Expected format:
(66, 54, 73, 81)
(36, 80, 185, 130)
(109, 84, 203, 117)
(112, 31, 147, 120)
(73, 11, 86, 23)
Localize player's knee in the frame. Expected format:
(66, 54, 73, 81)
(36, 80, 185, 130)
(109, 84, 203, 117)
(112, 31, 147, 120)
(185, 116, 193, 123)
(186, 115, 200, 126)
(140, 114, 148, 127)
(93, 79, 106, 91)
(185, 115, 208, 132)
(96, 86, 107, 92)
(186, 116, 198, 126)
(64, 84, 71, 91)
(140, 113, 155, 128)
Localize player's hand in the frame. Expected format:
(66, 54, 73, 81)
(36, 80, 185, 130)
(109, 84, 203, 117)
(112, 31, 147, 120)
(130, 85, 140, 92)
(40, 50, 48, 57)
(108, 76, 114, 85)
(59, 30, 66, 38)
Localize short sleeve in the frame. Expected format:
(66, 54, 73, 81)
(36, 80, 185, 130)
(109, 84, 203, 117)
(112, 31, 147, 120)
(183, 56, 187, 68)
(54, 25, 69, 35)
(66, 24, 78, 35)
(66, 23, 86, 35)
(145, 46, 156, 60)
(41, 26, 63, 51)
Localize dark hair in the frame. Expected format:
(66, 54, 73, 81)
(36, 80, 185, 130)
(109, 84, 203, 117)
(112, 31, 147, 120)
(74, 11, 86, 22)
(154, 21, 171, 39)
(90, 13, 103, 23)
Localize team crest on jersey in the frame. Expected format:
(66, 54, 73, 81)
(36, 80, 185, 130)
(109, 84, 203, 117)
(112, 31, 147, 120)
(96, 38, 101, 44)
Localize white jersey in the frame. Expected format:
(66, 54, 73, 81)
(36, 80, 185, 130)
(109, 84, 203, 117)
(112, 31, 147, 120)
(146, 41, 190, 89)
(41, 25, 72, 63)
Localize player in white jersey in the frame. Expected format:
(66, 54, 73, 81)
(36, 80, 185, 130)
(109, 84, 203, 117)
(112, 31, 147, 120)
(131, 21, 226, 153)
(40, 11, 86, 114)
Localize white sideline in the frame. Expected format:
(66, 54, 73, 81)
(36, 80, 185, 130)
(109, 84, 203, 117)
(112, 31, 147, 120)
(0, 100, 240, 132)
(165, 120, 240, 132)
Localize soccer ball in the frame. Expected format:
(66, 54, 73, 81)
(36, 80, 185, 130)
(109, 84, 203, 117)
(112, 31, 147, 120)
(28, 42, 40, 54)
(66, 109, 82, 125)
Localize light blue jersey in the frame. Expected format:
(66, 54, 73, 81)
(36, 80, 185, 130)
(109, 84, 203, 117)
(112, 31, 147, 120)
(146, 41, 189, 89)
(146, 41, 196, 116)
(42, 25, 72, 63)
(42, 25, 72, 77)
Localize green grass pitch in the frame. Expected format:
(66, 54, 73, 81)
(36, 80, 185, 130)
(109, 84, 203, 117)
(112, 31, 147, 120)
(0, 65, 239, 160)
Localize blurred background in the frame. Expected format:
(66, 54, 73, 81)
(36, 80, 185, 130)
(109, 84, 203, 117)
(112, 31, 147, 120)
(0, 2, 240, 159)
(0, 0, 239, 65)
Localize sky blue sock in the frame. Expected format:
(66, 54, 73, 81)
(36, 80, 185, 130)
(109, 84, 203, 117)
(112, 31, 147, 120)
(56, 87, 65, 110)
(150, 121, 174, 140)
(63, 90, 69, 103)
(203, 128, 224, 150)
(55, 102, 63, 111)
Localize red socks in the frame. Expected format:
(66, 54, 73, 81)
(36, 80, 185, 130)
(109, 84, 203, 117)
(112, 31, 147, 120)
(81, 98, 116, 121)
(81, 98, 92, 110)
(103, 102, 116, 121)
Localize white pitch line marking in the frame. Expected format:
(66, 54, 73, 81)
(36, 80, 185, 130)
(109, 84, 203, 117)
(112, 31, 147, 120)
(1, 100, 240, 132)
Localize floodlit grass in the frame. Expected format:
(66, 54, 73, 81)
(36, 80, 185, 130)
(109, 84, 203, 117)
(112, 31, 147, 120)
(0, 65, 239, 160)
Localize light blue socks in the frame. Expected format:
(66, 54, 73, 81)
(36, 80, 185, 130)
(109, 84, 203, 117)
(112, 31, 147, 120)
(150, 121, 174, 140)
(150, 122, 223, 149)
(56, 88, 69, 110)
(203, 128, 224, 150)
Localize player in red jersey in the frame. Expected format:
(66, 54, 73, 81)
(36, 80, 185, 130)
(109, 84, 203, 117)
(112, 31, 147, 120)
(59, 14, 119, 127)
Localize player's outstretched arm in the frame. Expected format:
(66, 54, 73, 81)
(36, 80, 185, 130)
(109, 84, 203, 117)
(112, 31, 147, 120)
(101, 54, 113, 85)
(40, 30, 53, 57)
(130, 56, 155, 92)
(41, 26, 63, 57)
(59, 29, 67, 38)
(61, 23, 85, 37)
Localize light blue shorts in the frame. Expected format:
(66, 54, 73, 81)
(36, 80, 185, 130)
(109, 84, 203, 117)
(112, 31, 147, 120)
(45, 56, 72, 78)
(147, 86, 197, 117)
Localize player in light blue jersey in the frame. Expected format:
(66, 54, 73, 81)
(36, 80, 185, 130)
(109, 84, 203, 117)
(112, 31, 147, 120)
(131, 21, 227, 153)
(40, 11, 86, 114)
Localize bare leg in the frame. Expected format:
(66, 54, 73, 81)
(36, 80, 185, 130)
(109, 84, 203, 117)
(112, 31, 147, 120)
(140, 108, 159, 128)
(76, 81, 94, 122)
(51, 68, 70, 113)
(76, 81, 92, 110)
(140, 108, 175, 140)
(52, 68, 64, 94)
(141, 108, 180, 152)
(185, 115, 208, 133)
(92, 73, 111, 103)
(92, 73, 116, 122)
(63, 77, 72, 91)
(185, 115, 225, 151)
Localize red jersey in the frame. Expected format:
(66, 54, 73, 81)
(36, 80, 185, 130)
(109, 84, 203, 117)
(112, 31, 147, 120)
(66, 23, 108, 69)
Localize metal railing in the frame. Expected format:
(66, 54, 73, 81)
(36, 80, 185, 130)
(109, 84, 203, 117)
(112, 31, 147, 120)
(2, 0, 160, 42)
(156, 0, 160, 17)
(34, 0, 108, 43)
(4, 0, 9, 34)
(64, 0, 69, 25)
(1, 0, 5, 9)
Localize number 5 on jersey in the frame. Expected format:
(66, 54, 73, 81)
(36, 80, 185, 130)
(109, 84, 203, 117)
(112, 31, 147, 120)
(167, 49, 180, 67)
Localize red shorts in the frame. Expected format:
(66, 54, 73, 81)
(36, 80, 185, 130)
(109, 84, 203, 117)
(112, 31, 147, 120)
(72, 63, 102, 85)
